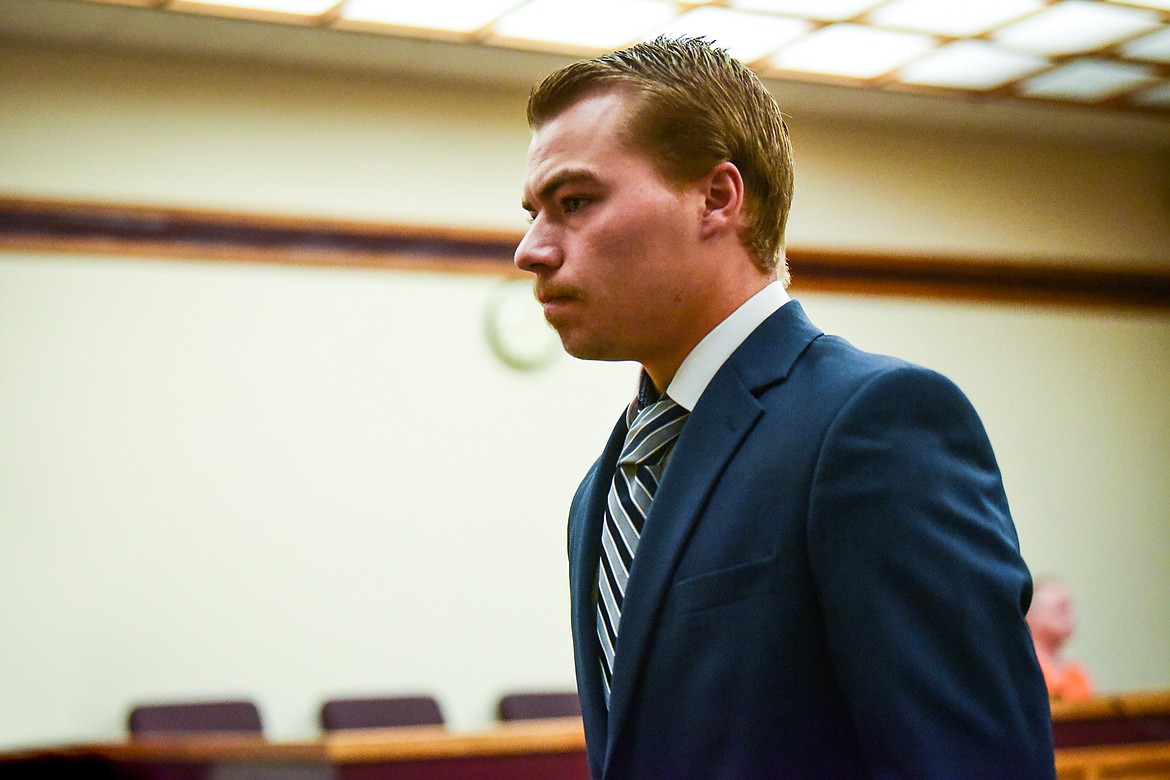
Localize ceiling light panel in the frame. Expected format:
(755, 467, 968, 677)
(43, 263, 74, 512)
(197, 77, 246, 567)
(338, 0, 523, 34)
(646, 6, 811, 63)
(490, 0, 681, 50)
(992, 0, 1163, 56)
(63, 0, 1170, 116)
(1121, 25, 1170, 62)
(768, 23, 937, 79)
(1130, 81, 1170, 106)
(1017, 58, 1159, 101)
(1104, 0, 1170, 10)
(866, 0, 1045, 38)
(897, 40, 1049, 89)
(171, 0, 337, 15)
(729, 0, 885, 23)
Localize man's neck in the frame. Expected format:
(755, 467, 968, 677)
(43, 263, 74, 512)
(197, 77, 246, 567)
(642, 274, 777, 392)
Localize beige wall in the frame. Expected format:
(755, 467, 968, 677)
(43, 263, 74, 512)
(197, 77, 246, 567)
(1, 39, 1168, 749)
(790, 121, 1170, 264)
(5, 39, 1170, 259)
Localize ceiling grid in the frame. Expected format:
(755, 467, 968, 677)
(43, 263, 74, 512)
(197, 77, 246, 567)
(61, 0, 1170, 115)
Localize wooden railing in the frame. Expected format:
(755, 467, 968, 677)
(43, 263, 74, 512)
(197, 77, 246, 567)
(1056, 742, 1170, 780)
(0, 717, 589, 779)
(4, 693, 1170, 778)
(1053, 690, 1170, 780)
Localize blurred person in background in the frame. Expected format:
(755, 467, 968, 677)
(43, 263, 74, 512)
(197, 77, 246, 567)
(1028, 576, 1095, 701)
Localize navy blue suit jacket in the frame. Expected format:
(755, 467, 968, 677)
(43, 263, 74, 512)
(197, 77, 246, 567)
(567, 301, 1055, 779)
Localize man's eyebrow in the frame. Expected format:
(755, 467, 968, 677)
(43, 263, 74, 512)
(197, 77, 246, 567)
(522, 168, 598, 212)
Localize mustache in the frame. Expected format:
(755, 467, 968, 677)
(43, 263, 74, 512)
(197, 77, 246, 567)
(535, 284, 582, 304)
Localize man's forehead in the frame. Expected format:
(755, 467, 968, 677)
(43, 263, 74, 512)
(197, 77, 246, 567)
(1035, 582, 1070, 603)
(523, 114, 622, 202)
(530, 90, 636, 154)
(534, 84, 639, 132)
(525, 93, 643, 168)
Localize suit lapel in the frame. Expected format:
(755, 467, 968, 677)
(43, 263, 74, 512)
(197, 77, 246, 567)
(569, 411, 628, 776)
(601, 300, 823, 769)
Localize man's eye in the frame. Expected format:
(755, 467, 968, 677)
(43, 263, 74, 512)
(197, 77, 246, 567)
(562, 196, 588, 213)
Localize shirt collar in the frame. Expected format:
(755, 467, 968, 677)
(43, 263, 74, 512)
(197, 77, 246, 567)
(665, 281, 790, 411)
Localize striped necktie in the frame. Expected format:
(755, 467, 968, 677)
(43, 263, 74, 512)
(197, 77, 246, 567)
(596, 392, 689, 706)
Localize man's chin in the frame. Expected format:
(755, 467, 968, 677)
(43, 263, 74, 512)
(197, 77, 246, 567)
(555, 332, 616, 363)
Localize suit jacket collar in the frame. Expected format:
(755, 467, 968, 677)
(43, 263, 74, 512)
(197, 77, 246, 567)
(586, 299, 823, 774)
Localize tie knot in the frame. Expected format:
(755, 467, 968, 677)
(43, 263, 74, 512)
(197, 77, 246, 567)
(618, 396, 689, 469)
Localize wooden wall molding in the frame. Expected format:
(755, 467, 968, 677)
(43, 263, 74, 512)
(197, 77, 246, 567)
(2, 196, 1168, 310)
(0, 196, 521, 277)
(786, 248, 1170, 310)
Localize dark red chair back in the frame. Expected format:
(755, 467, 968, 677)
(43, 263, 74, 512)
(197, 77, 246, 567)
(128, 700, 263, 737)
(320, 695, 444, 731)
(497, 691, 581, 721)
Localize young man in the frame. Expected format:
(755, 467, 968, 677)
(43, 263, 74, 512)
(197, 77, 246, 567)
(516, 36, 1055, 779)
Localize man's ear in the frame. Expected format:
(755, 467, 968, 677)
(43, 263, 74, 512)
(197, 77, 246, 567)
(698, 161, 745, 240)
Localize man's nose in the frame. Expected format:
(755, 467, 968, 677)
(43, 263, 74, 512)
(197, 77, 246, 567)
(514, 217, 562, 273)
